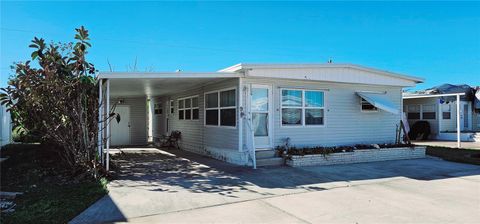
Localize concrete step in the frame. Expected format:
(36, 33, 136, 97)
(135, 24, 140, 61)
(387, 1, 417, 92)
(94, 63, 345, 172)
(255, 149, 277, 159)
(256, 157, 284, 167)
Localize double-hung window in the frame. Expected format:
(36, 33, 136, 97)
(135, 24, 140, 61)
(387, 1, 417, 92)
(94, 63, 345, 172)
(170, 100, 174, 115)
(422, 104, 436, 120)
(154, 102, 163, 115)
(178, 96, 199, 120)
(205, 88, 236, 127)
(442, 104, 451, 119)
(407, 105, 421, 119)
(281, 89, 325, 126)
(406, 104, 436, 120)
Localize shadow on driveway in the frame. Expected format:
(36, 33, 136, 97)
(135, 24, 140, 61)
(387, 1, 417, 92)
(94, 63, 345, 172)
(70, 147, 480, 223)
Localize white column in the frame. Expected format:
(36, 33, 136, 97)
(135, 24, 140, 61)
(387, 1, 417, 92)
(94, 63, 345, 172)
(106, 79, 110, 171)
(238, 78, 243, 153)
(438, 101, 442, 134)
(456, 94, 461, 148)
(98, 79, 103, 163)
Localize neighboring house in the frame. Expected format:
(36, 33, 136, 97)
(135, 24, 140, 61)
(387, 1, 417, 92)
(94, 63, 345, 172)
(98, 63, 423, 166)
(0, 104, 12, 147)
(403, 84, 480, 142)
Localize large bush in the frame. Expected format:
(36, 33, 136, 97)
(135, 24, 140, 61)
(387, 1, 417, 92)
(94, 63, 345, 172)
(1, 27, 104, 176)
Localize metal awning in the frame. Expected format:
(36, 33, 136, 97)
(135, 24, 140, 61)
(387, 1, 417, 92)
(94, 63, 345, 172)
(356, 92, 399, 114)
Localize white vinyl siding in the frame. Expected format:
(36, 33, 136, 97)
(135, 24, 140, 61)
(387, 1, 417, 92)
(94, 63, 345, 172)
(150, 79, 240, 161)
(242, 77, 402, 147)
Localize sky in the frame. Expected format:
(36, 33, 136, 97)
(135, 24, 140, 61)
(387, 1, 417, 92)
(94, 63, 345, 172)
(1, 1, 479, 90)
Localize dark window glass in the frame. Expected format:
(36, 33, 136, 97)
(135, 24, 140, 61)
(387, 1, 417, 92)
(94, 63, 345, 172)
(205, 110, 218, 125)
(185, 109, 191, 120)
(282, 108, 302, 125)
(192, 97, 198, 107)
(305, 109, 324, 125)
(442, 112, 451, 119)
(423, 112, 436, 120)
(220, 109, 236, 126)
(192, 109, 199, 120)
(408, 112, 420, 119)
(220, 90, 236, 107)
(179, 110, 184, 120)
(206, 93, 218, 108)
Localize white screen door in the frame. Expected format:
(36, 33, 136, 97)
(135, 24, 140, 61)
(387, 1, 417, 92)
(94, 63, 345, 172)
(251, 85, 272, 149)
(110, 106, 131, 146)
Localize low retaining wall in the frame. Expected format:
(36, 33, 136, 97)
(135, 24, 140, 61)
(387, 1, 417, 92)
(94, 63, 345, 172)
(286, 146, 426, 167)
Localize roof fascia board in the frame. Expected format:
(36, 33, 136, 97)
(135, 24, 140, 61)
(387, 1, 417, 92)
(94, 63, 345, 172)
(220, 63, 424, 83)
(98, 72, 240, 79)
(403, 93, 466, 99)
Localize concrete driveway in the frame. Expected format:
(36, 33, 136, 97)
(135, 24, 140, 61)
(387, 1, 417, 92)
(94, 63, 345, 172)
(71, 148, 480, 224)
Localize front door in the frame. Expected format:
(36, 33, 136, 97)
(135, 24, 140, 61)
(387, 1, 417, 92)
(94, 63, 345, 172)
(461, 102, 472, 131)
(110, 106, 131, 146)
(250, 85, 272, 149)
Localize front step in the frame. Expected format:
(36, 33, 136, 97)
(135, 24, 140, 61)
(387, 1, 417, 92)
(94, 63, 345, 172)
(255, 149, 277, 159)
(256, 157, 285, 167)
(255, 149, 284, 167)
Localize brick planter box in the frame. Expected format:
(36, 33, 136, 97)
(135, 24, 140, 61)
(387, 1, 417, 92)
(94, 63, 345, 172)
(286, 146, 426, 167)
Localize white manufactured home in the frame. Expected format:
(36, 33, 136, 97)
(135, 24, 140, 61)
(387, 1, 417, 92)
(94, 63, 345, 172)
(97, 63, 423, 167)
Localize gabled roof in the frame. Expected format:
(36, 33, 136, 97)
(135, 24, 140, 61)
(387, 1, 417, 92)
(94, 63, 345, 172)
(219, 63, 424, 84)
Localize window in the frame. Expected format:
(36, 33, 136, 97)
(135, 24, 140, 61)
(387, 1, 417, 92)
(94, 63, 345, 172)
(407, 105, 420, 119)
(406, 104, 436, 120)
(178, 96, 199, 121)
(442, 104, 451, 119)
(422, 104, 436, 120)
(360, 98, 378, 112)
(154, 102, 162, 115)
(205, 88, 236, 127)
(281, 89, 325, 126)
(170, 100, 174, 114)
(178, 99, 184, 119)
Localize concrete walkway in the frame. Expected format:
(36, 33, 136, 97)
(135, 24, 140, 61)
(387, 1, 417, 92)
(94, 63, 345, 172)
(71, 148, 480, 224)
(414, 140, 480, 149)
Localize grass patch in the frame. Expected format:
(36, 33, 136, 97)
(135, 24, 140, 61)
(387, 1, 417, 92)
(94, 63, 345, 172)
(426, 146, 480, 165)
(0, 144, 108, 224)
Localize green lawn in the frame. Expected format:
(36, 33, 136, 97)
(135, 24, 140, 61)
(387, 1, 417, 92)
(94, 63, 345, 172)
(426, 146, 480, 165)
(0, 144, 108, 224)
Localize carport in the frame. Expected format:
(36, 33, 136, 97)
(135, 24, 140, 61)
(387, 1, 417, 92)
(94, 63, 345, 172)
(403, 92, 465, 147)
(96, 71, 241, 170)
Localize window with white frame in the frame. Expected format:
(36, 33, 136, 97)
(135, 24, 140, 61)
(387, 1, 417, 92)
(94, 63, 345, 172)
(154, 102, 162, 115)
(281, 89, 325, 126)
(406, 104, 436, 120)
(170, 100, 174, 115)
(205, 89, 236, 127)
(360, 98, 378, 112)
(178, 96, 199, 120)
(407, 105, 421, 119)
(422, 104, 436, 119)
(442, 104, 451, 119)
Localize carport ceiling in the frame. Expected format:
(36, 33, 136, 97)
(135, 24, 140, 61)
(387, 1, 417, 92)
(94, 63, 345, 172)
(99, 71, 240, 98)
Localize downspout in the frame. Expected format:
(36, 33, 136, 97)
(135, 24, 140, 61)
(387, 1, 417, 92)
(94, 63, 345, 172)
(98, 79, 103, 164)
(457, 94, 461, 148)
(106, 79, 110, 171)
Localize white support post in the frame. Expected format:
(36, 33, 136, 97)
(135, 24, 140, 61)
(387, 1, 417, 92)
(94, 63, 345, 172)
(456, 94, 461, 148)
(238, 78, 243, 153)
(98, 79, 103, 163)
(106, 79, 110, 171)
(438, 101, 442, 134)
